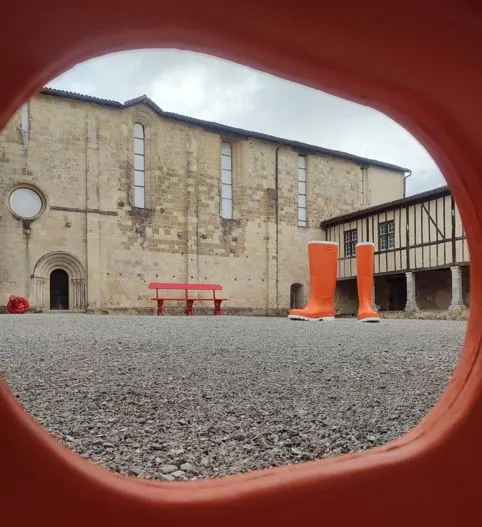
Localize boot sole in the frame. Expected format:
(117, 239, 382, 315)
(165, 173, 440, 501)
(288, 315, 335, 321)
(358, 317, 380, 323)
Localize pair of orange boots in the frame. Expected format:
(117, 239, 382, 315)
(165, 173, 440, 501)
(288, 241, 380, 322)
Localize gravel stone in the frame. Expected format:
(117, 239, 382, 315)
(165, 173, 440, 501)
(159, 464, 178, 474)
(0, 315, 464, 480)
(158, 474, 175, 481)
(128, 466, 143, 477)
(168, 448, 185, 456)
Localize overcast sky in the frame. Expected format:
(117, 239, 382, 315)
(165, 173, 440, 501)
(47, 49, 445, 195)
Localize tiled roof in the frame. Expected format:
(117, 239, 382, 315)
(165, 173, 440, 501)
(320, 185, 450, 228)
(41, 87, 123, 107)
(41, 87, 410, 173)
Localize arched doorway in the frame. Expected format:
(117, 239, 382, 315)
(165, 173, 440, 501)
(290, 283, 304, 309)
(32, 251, 86, 311)
(49, 269, 69, 310)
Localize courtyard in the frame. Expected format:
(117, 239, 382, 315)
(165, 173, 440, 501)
(0, 315, 465, 481)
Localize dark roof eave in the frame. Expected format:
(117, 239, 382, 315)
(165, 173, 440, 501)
(320, 185, 450, 228)
(40, 87, 409, 173)
(41, 87, 123, 108)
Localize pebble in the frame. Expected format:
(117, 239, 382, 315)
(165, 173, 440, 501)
(128, 466, 143, 476)
(168, 448, 185, 456)
(159, 474, 175, 481)
(159, 464, 178, 474)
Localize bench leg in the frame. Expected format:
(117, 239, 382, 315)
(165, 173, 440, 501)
(156, 299, 164, 316)
(185, 299, 194, 316)
(214, 300, 223, 315)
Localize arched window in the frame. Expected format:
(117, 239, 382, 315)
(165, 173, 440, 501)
(133, 123, 145, 208)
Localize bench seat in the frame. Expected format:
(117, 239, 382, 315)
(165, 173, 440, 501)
(148, 282, 228, 316)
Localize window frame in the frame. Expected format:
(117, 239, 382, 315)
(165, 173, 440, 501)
(220, 141, 233, 219)
(20, 103, 29, 134)
(378, 220, 395, 252)
(133, 123, 145, 208)
(297, 154, 307, 228)
(343, 228, 358, 258)
(7, 183, 46, 221)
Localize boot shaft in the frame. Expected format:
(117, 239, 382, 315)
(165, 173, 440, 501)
(356, 242, 380, 322)
(307, 241, 338, 294)
(288, 241, 338, 320)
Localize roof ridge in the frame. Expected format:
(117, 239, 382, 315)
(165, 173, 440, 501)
(40, 86, 410, 172)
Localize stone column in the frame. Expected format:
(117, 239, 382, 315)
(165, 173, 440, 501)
(35, 277, 46, 312)
(404, 271, 418, 312)
(449, 265, 464, 310)
(72, 279, 86, 311)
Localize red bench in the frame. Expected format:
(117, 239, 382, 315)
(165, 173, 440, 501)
(148, 283, 228, 316)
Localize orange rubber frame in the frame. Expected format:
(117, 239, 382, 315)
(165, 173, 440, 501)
(1, 1, 482, 525)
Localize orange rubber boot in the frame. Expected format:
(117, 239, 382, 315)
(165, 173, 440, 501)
(288, 241, 338, 321)
(356, 242, 380, 322)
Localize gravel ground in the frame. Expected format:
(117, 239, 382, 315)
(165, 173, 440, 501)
(0, 315, 465, 481)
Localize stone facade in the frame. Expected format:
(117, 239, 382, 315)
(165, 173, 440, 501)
(0, 89, 407, 314)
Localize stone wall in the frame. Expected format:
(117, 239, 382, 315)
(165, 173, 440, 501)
(415, 268, 452, 310)
(374, 274, 407, 311)
(334, 279, 358, 315)
(366, 165, 405, 206)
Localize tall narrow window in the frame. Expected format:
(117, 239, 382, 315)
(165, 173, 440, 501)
(298, 155, 307, 227)
(20, 103, 29, 134)
(133, 123, 145, 208)
(221, 141, 233, 219)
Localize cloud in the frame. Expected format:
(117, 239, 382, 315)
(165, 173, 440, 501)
(48, 49, 445, 195)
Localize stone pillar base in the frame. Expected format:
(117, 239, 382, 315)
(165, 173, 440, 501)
(405, 271, 419, 312)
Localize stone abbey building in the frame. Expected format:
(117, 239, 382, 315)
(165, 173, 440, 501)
(1, 88, 465, 316)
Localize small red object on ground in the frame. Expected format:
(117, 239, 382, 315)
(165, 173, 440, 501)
(7, 295, 30, 314)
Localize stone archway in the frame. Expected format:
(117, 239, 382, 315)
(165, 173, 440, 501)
(32, 251, 86, 311)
